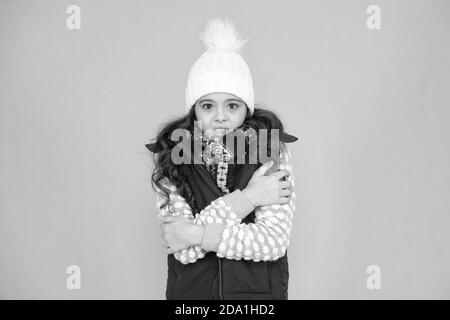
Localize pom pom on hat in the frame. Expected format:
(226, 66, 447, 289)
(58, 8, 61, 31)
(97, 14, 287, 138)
(185, 17, 255, 114)
(198, 17, 248, 52)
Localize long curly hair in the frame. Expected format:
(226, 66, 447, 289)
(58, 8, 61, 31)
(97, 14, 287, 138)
(146, 104, 298, 210)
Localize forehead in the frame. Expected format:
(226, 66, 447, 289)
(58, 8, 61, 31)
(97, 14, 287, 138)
(197, 92, 243, 104)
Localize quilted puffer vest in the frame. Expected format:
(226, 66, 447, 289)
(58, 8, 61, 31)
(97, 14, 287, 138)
(165, 127, 289, 300)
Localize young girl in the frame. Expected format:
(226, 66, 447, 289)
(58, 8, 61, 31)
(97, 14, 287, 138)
(146, 18, 298, 300)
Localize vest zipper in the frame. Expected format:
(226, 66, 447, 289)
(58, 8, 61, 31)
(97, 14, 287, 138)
(218, 257, 223, 300)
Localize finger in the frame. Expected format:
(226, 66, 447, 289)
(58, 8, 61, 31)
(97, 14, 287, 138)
(279, 197, 290, 204)
(160, 216, 184, 224)
(160, 215, 178, 222)
(254, 160, 273, 176)
(162, 215, 193, 222)
(168, 217, 193, 225)
(272, 169, 290, 180)
(279, 180, 292, 189)
(279, 189, 292, 197)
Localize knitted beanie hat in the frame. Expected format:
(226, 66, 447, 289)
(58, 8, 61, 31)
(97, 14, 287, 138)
(185, 17, 255, 115)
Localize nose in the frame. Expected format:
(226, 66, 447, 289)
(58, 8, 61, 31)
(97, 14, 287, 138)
(214, 107, 227, 123)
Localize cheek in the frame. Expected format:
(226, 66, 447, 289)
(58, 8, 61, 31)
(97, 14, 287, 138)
(231, 109, 247, 125)
(195, 110, 213, 128)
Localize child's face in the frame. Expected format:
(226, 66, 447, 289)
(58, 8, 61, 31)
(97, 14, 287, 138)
(194, 92, 247, 139)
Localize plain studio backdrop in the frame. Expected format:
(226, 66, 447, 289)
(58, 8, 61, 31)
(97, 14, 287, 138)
(1, 0, 449, 299)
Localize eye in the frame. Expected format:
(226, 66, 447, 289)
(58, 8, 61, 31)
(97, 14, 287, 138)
(228, 103, 240, 110)
(202, 103, 213, 110)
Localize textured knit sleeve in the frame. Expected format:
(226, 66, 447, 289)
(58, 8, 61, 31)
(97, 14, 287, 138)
(202, 145, 296, 262)
(156, 179, 254, 264)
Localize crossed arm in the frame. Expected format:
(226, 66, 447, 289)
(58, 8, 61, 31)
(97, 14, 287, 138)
(156, 146, 295, 264)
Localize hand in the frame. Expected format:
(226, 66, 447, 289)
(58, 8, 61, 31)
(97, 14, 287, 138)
(242, 160, 292, 207)
(159, 216, 205, 253)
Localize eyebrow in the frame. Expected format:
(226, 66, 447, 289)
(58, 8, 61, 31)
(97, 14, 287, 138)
(198, 98, 241, 103)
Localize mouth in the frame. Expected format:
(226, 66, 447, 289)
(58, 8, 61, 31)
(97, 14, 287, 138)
(205, 128, 232, 138)
(213, 128, 232, 133)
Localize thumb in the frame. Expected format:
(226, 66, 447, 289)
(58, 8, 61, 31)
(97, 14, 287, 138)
(254, 160, 273, 176)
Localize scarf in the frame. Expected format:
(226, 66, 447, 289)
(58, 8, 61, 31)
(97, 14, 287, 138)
(182, 124, 260, 222)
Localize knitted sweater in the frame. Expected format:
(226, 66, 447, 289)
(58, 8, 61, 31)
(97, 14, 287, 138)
(156, 145, 295, 264)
